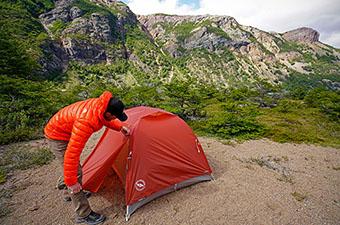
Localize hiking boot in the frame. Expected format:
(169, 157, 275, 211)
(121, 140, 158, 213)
(76, 211, 106, 225)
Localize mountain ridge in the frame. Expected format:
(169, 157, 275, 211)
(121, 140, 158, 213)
(31, 0, 339, 87)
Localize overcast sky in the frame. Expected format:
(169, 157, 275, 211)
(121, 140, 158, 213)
(122, 0, 340, 48)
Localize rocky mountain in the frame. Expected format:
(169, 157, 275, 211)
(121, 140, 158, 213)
(2, 0, 340, 87)
(139, 15, 340, 85)
(1, 0, 339, 145)
(39, 0, 137, 64)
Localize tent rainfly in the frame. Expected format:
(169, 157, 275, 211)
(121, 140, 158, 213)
(82, 106, 213, 220)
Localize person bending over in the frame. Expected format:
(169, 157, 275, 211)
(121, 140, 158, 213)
(44, 91, 130, 225)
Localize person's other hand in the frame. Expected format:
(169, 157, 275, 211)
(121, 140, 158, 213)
(68, 182, 82, 194)
(121, 126, 130, 136)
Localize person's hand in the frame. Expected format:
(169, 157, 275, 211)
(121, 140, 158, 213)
(121, 126, 130, 136)
(68, 182, 82, 194)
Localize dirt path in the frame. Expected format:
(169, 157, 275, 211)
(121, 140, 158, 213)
(1, 130, 340, 225)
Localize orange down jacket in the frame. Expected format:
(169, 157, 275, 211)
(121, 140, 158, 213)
(44, 91, 123, 186)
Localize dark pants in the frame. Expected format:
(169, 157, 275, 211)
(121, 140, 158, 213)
(47, 138, 92, 218)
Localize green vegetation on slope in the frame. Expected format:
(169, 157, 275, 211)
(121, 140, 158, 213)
(0, 75, 82, 144)
(158, 20, 231, 45)
(189, 80, 340, 147)
(0, 0, 54, 79)
(0, 0, 59, 144)
(0, 0, 339, 149)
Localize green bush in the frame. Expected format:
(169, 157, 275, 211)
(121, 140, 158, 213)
(0, 75, 82, 144)
(162, 79, 208, 119)
(304, 88, 340, 121)
(200, 102, 265, 140)
(204, 113, 265, 139)
(122, 85, 165, 108)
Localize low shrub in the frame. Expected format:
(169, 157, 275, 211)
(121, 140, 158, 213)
(304, 88, 340, 121)
(197, 102, 266, 140)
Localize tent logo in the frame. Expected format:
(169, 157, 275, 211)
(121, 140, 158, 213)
(135, 179, 146, 191)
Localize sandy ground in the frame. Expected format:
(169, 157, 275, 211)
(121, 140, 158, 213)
(1, 129, 340, 225)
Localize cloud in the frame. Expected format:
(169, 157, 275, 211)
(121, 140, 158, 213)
(125, 0, 340, 48)
(125, 0, 198, 15)
(322, 32, 340, 48)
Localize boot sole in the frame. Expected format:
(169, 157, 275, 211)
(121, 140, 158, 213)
(75, 215, 106, 225)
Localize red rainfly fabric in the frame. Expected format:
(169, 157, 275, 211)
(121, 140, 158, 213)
(82, 106, 212, 205)
(82, 107, 166, 192)
(82, 128, 127, 192)
(125, 112, 212, 205)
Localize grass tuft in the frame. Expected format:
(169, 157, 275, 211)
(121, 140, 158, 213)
(0, 146, 55, 184)
(291, 191, 307, 202)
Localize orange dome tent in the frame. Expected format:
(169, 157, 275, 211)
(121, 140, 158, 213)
(82, 106, 213, 220)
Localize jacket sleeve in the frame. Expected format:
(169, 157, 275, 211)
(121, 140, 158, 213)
(64, 119, 93, 186)
(106, 119, 123, 131)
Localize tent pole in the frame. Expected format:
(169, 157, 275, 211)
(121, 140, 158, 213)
(125, 206, 130, 221)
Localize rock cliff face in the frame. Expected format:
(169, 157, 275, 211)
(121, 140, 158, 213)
(138, 15, 249, 57)
(282, 27, 319, 43)
(36, 0, 339, 86)
(39, 40, 69, 75)
(39, 0, 137, 64)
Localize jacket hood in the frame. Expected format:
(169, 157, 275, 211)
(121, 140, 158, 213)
(98, 91, 113, 123)
(99, 91, 113, 105)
